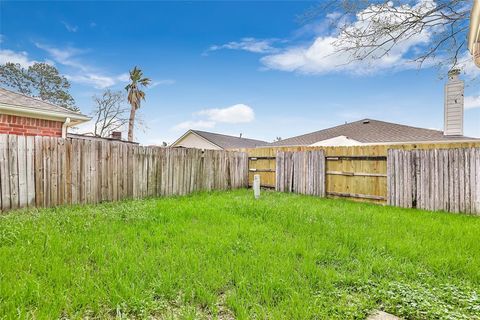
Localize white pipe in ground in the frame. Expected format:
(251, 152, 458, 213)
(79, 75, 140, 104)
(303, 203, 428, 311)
(253, 174, 260, 199)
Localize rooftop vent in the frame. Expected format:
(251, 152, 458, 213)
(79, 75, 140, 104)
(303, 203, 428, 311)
(362, 119, 370, 124)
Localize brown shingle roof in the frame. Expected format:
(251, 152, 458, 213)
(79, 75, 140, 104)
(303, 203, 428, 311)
(192, 130, 270, 149)
(0, 87, 90, 122)
(271, 119, 478, 146)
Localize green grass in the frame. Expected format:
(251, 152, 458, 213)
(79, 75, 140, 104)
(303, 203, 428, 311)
(1, 190, 479, 319)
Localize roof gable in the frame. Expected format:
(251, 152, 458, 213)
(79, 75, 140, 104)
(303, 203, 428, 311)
(187, 130, 270, 149)
(172, 130, 223, 149)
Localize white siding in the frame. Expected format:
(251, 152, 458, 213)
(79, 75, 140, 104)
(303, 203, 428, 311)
(172, 132, 223, 150)
(309, 135, 364, 147)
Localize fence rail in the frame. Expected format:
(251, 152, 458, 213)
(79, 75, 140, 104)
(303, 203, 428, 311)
(0, 134, 248, 211)
(388, 148, 480, 214)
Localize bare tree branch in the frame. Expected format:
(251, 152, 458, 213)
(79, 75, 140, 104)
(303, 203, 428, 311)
(91, 90, 130, 138)
(301, 0, 471, 71)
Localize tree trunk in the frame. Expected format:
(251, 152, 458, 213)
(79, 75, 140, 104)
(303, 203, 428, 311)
(128, 106, 136, 142)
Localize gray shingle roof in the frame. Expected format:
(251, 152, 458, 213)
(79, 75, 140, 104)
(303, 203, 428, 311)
(271, 119, 478, 146)
(0, 87, 89, 121)
(192, 130, 270, 149)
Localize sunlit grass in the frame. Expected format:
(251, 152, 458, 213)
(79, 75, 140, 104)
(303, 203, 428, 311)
(1, 189, 479, 319)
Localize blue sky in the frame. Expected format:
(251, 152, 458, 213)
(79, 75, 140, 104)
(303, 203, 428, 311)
(1, 1, 479, 144)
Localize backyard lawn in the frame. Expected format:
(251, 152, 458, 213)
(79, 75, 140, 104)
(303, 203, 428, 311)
(1, 190, 479, 319)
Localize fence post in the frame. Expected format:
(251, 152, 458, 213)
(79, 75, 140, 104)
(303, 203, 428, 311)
(253, 174, 261, 199)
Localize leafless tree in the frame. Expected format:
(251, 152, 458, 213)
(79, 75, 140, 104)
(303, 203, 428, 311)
(300, 0, 471, 70)
(91, 90, 130, 138)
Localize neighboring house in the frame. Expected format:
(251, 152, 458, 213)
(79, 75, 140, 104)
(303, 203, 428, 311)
(469, 0, 480, 67)
(273, 70, 477, 147)
(0, 87, 90, 138)
(172, 129, 269, 150)
(270, 118, 478, 147)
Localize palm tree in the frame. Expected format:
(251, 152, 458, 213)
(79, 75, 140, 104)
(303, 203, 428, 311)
(125, 66, 151, 142)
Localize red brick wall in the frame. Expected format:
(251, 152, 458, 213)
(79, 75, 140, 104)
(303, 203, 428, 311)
(0, 114, 63, 137)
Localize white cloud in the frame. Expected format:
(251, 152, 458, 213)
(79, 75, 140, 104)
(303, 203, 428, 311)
(205, 1, 438, 75)
(261, 1, 435, 75)
(65, 73, 128, 89)
(34, 42, 129, 89)
(116, 73, 130, 82)
(172, 104, 255, 131)
(65, 70, 127, 89)
(5, 43, 160, 90)
(0, 49, 37, 67)
(198, 104, 254, 123)
(173, 120, 216, 131)
(150, 79, 176, 87)
(260, 35, 428, 75)
(206, 38, 277, 54)
(61, 21, 78, 33)
(34, 42, 86, 70)
(465, 95, 480, 110)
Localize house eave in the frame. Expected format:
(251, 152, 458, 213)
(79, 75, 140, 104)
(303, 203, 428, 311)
(468, 0, 480, 67)
(0, 103, 91, 125)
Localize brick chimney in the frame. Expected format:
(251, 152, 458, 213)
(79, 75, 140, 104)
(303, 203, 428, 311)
(111, 131, 122, 140)
(444, 69, 464, 136)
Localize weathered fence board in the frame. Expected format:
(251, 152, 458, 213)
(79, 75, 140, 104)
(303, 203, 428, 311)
(8, 135, 19, 210)
(0, 135, 11, 210)
(26, 136, 35, 207)
(276, 150, 325, 197)
(388, 148, 480, 214)
(0, 134, 248, 212)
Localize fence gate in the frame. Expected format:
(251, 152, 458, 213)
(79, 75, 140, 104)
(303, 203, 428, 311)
(275, 150, 325, 196)
(325, 155, 387, 202)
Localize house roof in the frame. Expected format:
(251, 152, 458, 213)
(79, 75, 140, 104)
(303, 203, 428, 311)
(176, 130, 270, 149)
(67, 133, 139, 145)
(271, 119, 479, 147)
(0, 87, 90, 125)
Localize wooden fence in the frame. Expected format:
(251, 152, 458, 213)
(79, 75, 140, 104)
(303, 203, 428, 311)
(388, 148, 480, 214)
(276, 151, 325, 196)
(2, 133, 479, 214)
(0, 134, 249, 211)
(239, 142, 480, 203)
